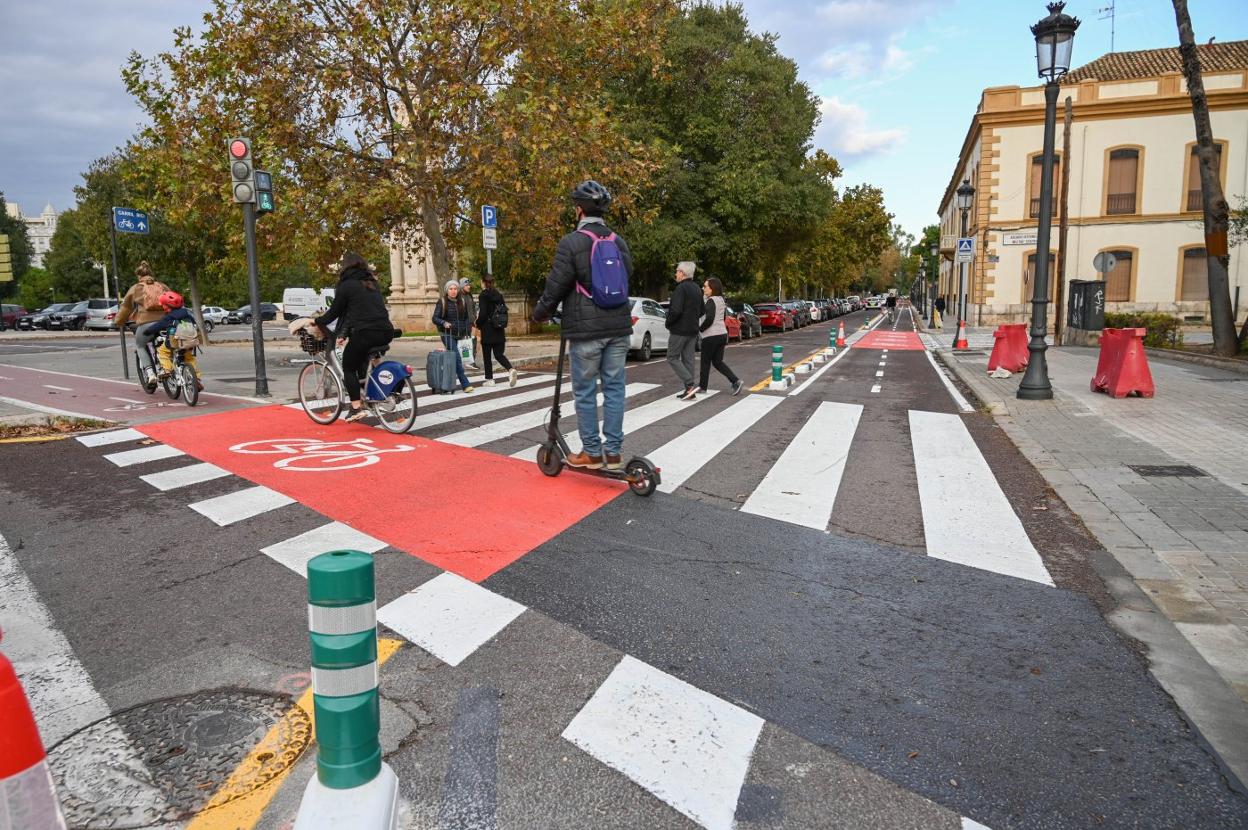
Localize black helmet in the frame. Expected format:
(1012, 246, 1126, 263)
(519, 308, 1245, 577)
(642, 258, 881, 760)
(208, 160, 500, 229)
(570, 180, 612, 212)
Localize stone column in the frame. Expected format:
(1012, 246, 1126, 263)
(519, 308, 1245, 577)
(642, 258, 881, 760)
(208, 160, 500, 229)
(387, 228, 446, 334)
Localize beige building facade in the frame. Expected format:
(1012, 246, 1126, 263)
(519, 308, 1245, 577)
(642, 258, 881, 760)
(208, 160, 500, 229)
(5, 203, 58, 269)
(936, 42, 1248, 328)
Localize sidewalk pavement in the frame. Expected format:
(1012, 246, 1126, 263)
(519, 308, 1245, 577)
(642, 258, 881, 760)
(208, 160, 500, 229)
(926, 317, 1248, 788)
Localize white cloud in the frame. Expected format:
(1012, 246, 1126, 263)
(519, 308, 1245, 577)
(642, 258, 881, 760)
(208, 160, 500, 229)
(814, 96, 905, 158)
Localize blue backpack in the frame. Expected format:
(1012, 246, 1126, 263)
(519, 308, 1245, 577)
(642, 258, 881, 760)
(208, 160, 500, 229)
(575, 229, 629, 309)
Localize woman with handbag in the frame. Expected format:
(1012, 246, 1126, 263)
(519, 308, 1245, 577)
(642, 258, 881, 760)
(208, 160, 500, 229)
(432, 280, 474, 393)
(475, 275, 517, 388)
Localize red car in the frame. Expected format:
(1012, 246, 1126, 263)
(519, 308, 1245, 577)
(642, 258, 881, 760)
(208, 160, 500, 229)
(724, 311, 742, 341)
(753, 303, 792, 332)
(1, 304, 28, 330)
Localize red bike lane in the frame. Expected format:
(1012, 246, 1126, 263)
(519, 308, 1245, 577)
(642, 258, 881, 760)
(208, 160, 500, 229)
(138, 404, 625, 581)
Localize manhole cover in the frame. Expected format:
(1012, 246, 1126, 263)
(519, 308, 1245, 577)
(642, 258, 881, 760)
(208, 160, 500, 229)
(47, 689, 311, 829)
(1127, 464, 1208, 478)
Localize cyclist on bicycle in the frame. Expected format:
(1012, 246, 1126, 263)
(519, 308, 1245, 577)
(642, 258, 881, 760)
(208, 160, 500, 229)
(296, 253, 394, 423)
(114, 261, 170, 390)
(142, 291, 202, 387)
(885, 293, 898, 322)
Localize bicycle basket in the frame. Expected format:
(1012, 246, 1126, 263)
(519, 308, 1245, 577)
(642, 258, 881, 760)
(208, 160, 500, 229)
(298, 330, 326, 355)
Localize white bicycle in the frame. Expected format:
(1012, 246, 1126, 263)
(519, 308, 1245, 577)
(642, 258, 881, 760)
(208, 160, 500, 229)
(294, 329, 418, 433)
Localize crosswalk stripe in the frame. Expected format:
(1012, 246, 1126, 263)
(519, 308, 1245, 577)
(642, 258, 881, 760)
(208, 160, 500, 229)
(510, 389, 717, 461)
(77, 427, 145, 447)
(740, 401, 862, 530)
(284, 374, 553, 415)
(261, 521, 388, 575)
(441, 383, 658, 448)
(409, 383, 563, 433)
(140, 462, 230, 491)
(103, 444, 185, 467)
(648, 395, 782, 493)
(377, 572, 526, 667)
(909, 410, 1053, 585)
(189, 485, 295, 527)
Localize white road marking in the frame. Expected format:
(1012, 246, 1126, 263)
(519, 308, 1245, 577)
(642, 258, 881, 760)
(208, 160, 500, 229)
(77, 427, 145, 446)
(0, 393, 97, 419)
(962, 818, 993, 830)
(741, 401, 862, 530)
(139, 462, 230, 491)
(563, 655, 763, 830)
(787, 345, 853, 397)
(407, 383, 565, 432)
(649, 395, 781, 493)
(875, 370, 884, 377)
(871, 384, 882, 393)
(909, 410, 1053, 585)
(442, 383, 657, 448)
(42, 384, 73, 391)
(283, 373, 551, 415)
(103, 444, 185, 467)
(261, 521, 387, 575)
(109, 396, 147, 404)
(189, 485, 295, 526)
(377, 572, 525, 667)
(924, 349, 974, 413)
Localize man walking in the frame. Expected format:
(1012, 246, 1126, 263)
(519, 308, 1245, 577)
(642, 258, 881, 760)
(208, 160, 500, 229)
(532, 181, 634, 470)
(666, 261, 702, 400)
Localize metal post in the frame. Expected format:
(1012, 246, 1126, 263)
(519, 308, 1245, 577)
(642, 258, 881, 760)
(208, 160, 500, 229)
(102, 262, 109, 301)
(954, 208, 967, 348)
(1018, 80, 1061, 400)
(242, 202, 270, 397)
(485, 249, 493, 277)
(109, 222, 129, 379)
(771, 345, 783, 383)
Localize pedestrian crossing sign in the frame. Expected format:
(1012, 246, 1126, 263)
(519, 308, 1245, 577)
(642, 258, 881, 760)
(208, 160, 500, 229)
(956, 237, 974, 263)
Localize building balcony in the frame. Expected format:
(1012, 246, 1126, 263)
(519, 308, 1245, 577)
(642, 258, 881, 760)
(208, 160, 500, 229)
(1029, 198, 1058, 218)
(1106, 193, 1137, 215)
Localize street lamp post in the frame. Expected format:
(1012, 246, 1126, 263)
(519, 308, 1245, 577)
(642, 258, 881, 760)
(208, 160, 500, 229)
(1018, 1, 1079, 400)
(929, 243, 938, 318)
(954, 179, 974, 348)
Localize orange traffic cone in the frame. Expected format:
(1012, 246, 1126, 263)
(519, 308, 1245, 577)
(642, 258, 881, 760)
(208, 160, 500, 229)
(954, 319, 969, 350)
(836, 321, 846, 348)
(0, 650, 67, 829)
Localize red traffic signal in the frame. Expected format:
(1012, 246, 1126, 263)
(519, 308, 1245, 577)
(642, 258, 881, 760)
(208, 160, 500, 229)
(229, 139, 250, 159)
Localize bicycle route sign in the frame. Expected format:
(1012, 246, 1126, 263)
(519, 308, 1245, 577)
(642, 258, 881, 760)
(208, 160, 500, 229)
(113, 207, 150, 235)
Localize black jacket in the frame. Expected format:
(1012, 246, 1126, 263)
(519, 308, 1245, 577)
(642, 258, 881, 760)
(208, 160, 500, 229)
(433, 296, 473, 338)
(476, 287, 507, 345)
(533, 221, 634, 341)
(315, 266, 391, 335)
(665, 278, 703, 336)
(934, 297, 946, 312)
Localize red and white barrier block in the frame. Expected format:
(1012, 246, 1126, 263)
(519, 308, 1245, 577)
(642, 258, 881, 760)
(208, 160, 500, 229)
(0, 650, 67, 830)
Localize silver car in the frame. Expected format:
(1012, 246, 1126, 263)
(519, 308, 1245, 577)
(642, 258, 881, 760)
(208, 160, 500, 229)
(83, 299, 120, 330)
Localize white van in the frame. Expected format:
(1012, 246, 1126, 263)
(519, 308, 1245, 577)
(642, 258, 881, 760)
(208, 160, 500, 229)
(282, 287, 335, 320)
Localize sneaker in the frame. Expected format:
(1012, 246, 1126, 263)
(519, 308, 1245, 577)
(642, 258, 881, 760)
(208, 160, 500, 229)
(566, 452, 603, 469)
(344, 408, 369, 423)
(483, 379, 496, 387)
(463, 386, 475, 393)
(604, 453, 623, 471)
(731, 380, 744, 396)
(680, 388, 697, 401)
(509, 368, 518, 388)
(696, 387, 708, 394)
(143, 369, 158, 390)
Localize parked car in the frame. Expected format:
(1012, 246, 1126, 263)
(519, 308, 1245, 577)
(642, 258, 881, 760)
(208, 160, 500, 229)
(728, 302, 762, 339)
(0, 304, 28, 330)
(227, 303, 280, 324)
(847, 295, 863, 311)
(48, 301, 90, 330)
(865, 295, 882, 309)
(723, 310, 742, 341)
(628, 297, 669, 360)
(281, 287, 335, 321)
(201, 306, 230, 325)
(784, 301, 809, 327)
(753, 303, 792, 332)
(804, 300, 822, 323)
(16, 303, 76, 331)
(83, 300, 120, 330)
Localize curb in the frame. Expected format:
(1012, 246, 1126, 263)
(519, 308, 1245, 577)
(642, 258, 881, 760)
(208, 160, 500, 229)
(933, 350, 1009, 415)
(1144, 346, 1248, 376)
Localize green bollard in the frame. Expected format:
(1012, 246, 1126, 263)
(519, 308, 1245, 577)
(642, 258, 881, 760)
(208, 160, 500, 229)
(771, 345, 783, 383)
(307, 550, 381, 790)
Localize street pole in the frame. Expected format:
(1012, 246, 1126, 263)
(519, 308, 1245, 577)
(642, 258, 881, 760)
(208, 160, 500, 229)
(954, 206, 967, 347)
(486, 248, 493, 277)
(242, 202, 270, 397)
(109, 221, 129, 379)
(1018, 80, 1061, 400)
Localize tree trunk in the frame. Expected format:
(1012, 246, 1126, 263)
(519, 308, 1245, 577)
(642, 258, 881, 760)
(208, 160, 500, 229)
(1172, 0, 1237, 355)
(420, 193, 454, 284)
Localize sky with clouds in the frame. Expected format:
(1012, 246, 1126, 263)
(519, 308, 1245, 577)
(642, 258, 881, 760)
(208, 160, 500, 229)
(2, 1, 1246, 242)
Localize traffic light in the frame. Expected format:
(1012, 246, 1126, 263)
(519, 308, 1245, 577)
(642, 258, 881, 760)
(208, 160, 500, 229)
(254, 169, 274, 215)
(228, 137, 256, 203)
(0, 234, 12, 282)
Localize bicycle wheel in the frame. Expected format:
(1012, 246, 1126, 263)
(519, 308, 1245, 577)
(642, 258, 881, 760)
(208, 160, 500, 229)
(180, 364, 200, 406)
(372, 376, 418, 434)
(298, 361, 343, 424)
(162, 371, 179, 399)
(135, 353, 155, 395)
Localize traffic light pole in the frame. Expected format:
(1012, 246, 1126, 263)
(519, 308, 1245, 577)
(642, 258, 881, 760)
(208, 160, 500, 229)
(109, 222, 129, 379)
(242, 202, 270, 397)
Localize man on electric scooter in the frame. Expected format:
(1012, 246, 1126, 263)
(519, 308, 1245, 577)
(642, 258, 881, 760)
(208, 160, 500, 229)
(532, 180, 634, 471)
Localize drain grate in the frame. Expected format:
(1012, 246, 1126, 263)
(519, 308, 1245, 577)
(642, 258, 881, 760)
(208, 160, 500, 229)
(1128, 464, 1208, 478)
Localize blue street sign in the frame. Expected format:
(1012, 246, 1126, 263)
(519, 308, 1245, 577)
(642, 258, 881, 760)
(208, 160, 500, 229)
(481, 205, 498, 229)
(955, 236, 974, 263)
(113, 207, 150, 235)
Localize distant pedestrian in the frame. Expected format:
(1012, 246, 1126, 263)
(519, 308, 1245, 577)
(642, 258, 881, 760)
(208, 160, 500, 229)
(666, 261, 702, 400)
(476, 275, 517, 388)
(933, 296, 945, 329)
(432, 280, 474, 393)
(459, 277, 478, 365)
(697, 277, 743, 396)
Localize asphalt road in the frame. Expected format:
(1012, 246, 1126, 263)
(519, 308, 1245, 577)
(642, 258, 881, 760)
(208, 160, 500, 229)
(2, 305, 1245, 828)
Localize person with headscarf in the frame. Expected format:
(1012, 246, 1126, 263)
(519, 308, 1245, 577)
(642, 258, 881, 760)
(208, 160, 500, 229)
(432, 279, 474, 393)
(310, 253, 394, 422)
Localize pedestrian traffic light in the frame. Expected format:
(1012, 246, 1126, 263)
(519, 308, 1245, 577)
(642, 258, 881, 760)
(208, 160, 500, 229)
(228, 137, 256, 204)
(0, 234, 12, 282)
(254, 169, 274, 215)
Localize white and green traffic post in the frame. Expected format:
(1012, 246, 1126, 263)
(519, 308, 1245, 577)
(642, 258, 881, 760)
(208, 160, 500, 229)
(769, 345, 788, 390)
(294, 550, 398, 830)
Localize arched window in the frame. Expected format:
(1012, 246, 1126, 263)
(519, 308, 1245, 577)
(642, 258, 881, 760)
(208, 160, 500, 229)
(1179, 247, 1209, 301)
(1105, 147, 1141, 215)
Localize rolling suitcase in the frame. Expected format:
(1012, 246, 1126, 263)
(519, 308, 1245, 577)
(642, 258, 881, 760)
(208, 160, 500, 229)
(425, 348, 458, 393)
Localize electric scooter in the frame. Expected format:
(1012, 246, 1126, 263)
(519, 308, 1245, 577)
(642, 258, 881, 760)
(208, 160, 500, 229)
(535, 338, 661, 497)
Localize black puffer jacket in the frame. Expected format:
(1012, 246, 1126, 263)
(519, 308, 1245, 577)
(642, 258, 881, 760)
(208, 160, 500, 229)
(665, 278, 703, 336)
(432, 296, 472, 339)
(315, 265, 391, 335)
(532, 221, 633, 341)
(476, 287, 508, 345)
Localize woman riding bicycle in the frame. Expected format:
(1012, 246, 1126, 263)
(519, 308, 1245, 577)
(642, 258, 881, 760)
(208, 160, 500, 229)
(304, 253, 394, 423)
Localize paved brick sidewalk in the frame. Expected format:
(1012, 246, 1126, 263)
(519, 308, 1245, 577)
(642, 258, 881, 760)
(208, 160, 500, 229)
(937, 342, 1248, 788)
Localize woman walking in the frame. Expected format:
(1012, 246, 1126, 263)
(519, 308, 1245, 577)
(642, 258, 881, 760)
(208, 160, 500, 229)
(475, 275, 517, 388)
(432, 280, 475, 393)
(697, 277, 743, 396)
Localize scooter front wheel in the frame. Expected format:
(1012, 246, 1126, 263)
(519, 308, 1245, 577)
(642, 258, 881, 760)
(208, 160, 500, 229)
(625, 458, 659, 497)
(537, 443, 563, 477)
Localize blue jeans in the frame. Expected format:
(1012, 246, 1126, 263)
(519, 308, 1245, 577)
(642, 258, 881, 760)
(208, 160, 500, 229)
(441, 333, 471, 390)
(570, 335, 629, 457)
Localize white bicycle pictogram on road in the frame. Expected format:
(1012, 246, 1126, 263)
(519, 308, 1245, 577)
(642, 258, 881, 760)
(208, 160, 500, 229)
(230, 438, 416, 471)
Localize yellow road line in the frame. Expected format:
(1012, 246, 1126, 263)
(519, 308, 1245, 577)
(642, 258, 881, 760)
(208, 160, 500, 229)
(749, 347, 831, 392)
(0, 433, 76, 444)
(186, 637, 404, 830)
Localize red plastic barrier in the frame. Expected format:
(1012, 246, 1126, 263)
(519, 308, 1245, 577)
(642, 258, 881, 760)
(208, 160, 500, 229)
(1091, 327, 1155, 398)
(987, 323, 1030, 372)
